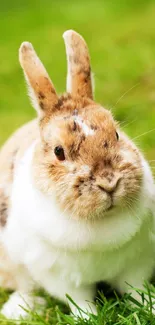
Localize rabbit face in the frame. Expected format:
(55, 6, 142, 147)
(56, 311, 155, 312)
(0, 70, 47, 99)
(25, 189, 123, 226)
(32, 94, 142, 220)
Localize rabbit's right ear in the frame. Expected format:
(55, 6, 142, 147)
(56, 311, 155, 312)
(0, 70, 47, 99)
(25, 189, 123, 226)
(63, 30, 93, 99)
(19, 42, 58, 117)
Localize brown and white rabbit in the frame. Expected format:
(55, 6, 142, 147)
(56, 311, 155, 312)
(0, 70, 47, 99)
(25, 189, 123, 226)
(0, 30, 154, 319)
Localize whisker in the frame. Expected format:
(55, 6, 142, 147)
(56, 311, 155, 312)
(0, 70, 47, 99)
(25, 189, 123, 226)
(127, 206, 141, 221)
(120, 118, 138, 130)
(131, 128, 155, 141)
(115, 83, 140, 106)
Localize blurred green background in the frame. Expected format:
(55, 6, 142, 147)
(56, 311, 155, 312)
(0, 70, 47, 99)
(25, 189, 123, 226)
(0, 0, 155, 164)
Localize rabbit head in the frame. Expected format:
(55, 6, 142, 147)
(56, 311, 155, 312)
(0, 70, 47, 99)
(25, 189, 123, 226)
(19, 30, 143, 220)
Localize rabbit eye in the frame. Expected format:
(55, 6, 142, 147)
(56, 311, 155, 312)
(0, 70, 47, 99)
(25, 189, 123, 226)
(54, 146, 65, 161)
(116, 132, 119, 140)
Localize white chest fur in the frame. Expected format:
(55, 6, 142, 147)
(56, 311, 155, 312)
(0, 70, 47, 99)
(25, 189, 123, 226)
(2, 143, 155, 292)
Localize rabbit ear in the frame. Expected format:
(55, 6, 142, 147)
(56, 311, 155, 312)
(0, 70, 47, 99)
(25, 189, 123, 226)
(19, 42, 58, 117)
(63, 30, 93, 99)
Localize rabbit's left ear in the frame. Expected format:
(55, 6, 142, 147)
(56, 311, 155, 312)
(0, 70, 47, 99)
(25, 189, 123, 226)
(63, 30, 93, 99)
(19, 42, 58, 117)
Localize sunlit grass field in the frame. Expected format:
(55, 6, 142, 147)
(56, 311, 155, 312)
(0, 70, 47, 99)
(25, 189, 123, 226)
(0, 0, 155, 324)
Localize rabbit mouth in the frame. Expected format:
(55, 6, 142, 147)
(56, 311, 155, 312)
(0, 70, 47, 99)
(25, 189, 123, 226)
(98, 193, 113, 214)
(104, 198, 116, 213)
(106, 203, 113, 211)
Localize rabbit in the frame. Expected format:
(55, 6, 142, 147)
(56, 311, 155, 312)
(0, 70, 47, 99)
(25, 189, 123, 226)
(0, 29, 154, 320)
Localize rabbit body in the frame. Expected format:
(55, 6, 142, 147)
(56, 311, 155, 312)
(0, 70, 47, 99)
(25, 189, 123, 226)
(0, 121, 155, 318)
(0, 30, 155, 319)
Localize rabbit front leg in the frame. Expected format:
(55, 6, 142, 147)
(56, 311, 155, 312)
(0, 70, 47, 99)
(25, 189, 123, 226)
(1, 291, 46, 320)
(37, 273, 97, 318)
(1, 265, 45, 320)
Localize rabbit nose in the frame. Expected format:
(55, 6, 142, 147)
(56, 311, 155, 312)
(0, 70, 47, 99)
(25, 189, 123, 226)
(97, 175, 121, 193)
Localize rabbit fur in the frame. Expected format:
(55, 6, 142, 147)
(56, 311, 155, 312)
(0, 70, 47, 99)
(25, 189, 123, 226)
(0, 30, 154, 319)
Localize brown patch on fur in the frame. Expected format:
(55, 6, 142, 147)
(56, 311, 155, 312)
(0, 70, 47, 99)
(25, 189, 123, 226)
(40, 93, 94, 129)
(39, 101, 45, 110)
(10, 149, 18, 172)
(104, 141, 108, 148)
(104, 159, 112, 167)
(54, 98, 64, 110)
(73, 121, 77, 131)
(0, 189, 8, 227)
(90, 124, 98, 131)
(38, 91, 45, 100)
(71, 66, 92, 99)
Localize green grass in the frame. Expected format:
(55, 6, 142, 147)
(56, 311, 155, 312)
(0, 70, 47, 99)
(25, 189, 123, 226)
(0, 0, 155, 324)
(1, 285, 155, 325)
